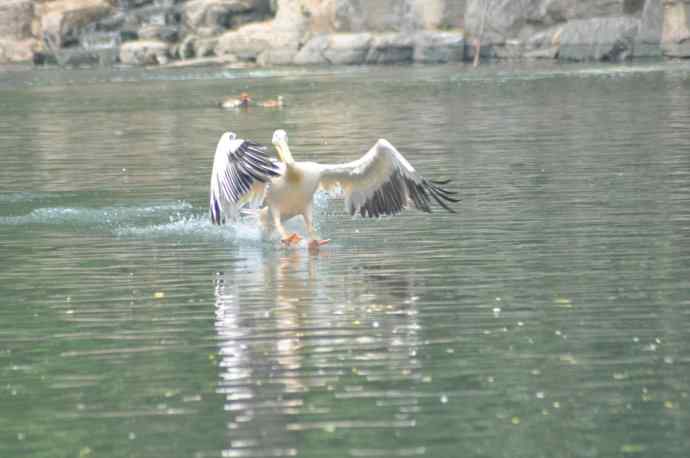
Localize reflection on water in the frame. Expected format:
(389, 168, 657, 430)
(213, 249, 424, 456)
(1, 61, 690, 458)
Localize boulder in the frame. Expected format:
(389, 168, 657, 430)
(366, 33, 413, 63)
(333, 0, 416, 33)
(294, 32, 372, 65)
(138, 24, 179, 42)
(54, 46, 117, 66)
(413, 31, 464, 63)
(410, 0, 465, 30)
(464, 0, 644, 48)
(183, 0, 256, 34)
(195, 37, 219, 56)
(119, 39, 169, 65)
(292, 33, 329, 64)
(524, 45, 559, 59)
(40, 0, 115, 49)
(662, 0, 690, 57)
(215, 21, 273, 60)
(526, 25, 564, 51)
(0, 0, 34, 40)
(215, 0, 309, 61)
(464, 0, 541, 46)
(494, 39, 524, 59)
(118, 2, 179, 36)
(257, 47, 298, 65)
(558, 16, 640, 61)
(323, 33, 372, 64)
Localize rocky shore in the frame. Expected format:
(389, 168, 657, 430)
(0, 0, 686, 67)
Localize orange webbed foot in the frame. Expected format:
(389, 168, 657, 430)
(281, 233, 302, 246)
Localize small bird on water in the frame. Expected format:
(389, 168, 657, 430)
(219, 92, 252, 109)
(209, 130, 458, 250)
(257, 95, 284, 108)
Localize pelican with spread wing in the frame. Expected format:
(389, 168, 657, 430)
(209, 130, 458, 249)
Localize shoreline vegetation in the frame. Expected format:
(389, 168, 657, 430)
(0, 1, 685, 69)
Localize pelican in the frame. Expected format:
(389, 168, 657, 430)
(209, 130, 458, 249)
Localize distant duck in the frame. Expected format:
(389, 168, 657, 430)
(258, 96, 284, 108)
(219, 92, 252, 109)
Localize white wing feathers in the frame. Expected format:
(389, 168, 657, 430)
(209, 132, 281, 224)
(319, 139, 458, 217)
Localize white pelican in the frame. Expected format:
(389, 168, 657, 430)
(209, 130, 458, 249)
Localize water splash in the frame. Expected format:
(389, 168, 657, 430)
(114, 213, 266, 243)
(0, 201, 192, 226)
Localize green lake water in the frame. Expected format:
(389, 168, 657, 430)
(1, 61, 690, 458)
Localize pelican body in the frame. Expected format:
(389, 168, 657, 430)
(209, 130, 458, 248)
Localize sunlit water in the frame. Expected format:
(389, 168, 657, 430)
(2, 61, 690, 458)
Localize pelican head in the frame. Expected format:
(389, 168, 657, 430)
(272, 129, 294, 164)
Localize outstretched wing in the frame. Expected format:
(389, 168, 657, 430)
(209, 132, 281, 224)
(318, 138, 459, 217)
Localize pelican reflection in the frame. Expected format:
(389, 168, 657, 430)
(213, 248, 425, 455)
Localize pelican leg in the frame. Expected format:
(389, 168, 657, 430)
(303, 206, 330, 251)
(272, 207, 301, 246)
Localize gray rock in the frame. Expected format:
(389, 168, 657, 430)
(41, 0, 115, 49)
(323, 33, 372, 64)
(425, 0, 466, 30)
(54, 46, 118, 66)
(128, 0, 155, 7)
(526, 26, 560, 49)
(124, 3, 179, 29)
(257, 47, 298, 65)
(333, 0, 415, 33)
(366, 33, 413, 64)
(494, 39, 524, 59)
(213, 0, 307, 62)
(464, 0, 538, 46)
(196, 37, 219, 56)
(634, 0, 663, 57)
(293, 34, 330, 64)
(138, 24, 179, 42)
(294, 33, 372, 65)
(413, 31, 464, 63)
(95, 12, 127, 32)
(183, 0, 258, 34)
(464, 0, 641, 47)
(119, 39, 170, 65)
(558, 16, 640, 61)
(215, 22, 272, 60)
(524, 45, 559, 59)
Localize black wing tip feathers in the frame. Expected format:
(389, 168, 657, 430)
(210, 136, 282, 224)
(351, 170, 459, 218)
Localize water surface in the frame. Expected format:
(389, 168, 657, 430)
(2, 61, 690, 458)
